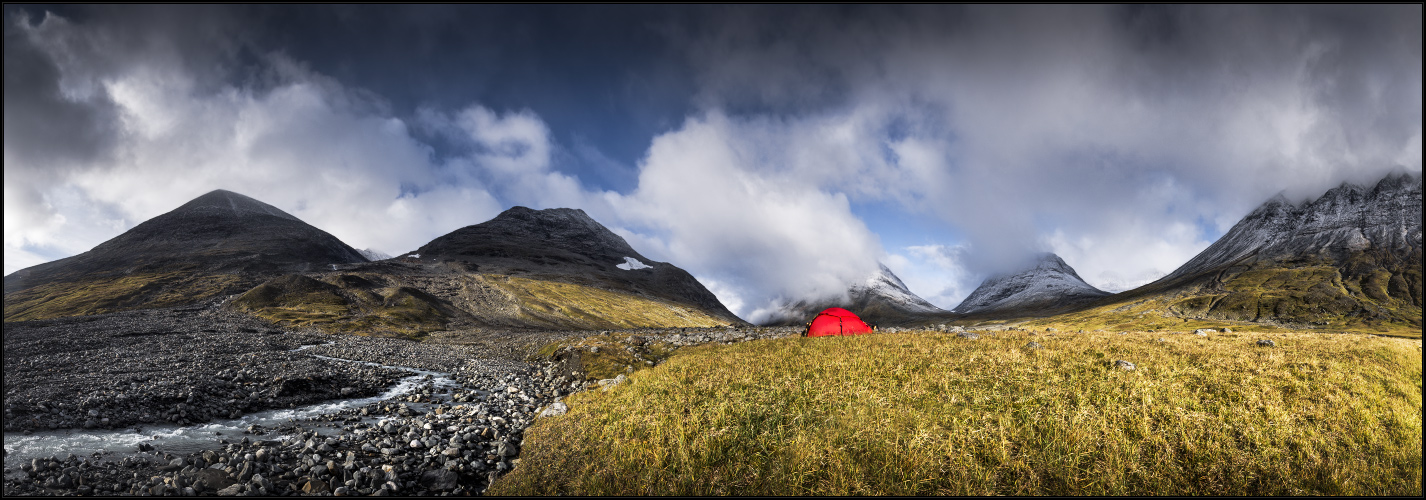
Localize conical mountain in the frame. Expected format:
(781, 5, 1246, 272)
(1080, 172, 1422, 331)
(412, 206, 744, 325)
(762, 263, 943, 326)
(4, 190, 366, 320)
(952, 253, 1111, 317)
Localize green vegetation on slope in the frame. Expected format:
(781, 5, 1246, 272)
(492, 330, 1422, 496)
(488, 275, 734, 330)
(1023, 253, 1422, 339)
(229, 273, 735, 338)
(231, 274, 449, 339)
(3, 272, 246, 321)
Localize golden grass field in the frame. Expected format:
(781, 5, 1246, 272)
(492, 328, 1422, 496)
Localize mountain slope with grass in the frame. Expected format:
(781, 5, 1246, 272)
(3, 190, 368, 321)
(406, 206, 744, 326)
(762, 263, 943, 327)
(1042, 172, 1422, 335)
(229, 206, 746, 336)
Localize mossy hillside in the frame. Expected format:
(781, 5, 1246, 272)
(531, 332, 681, 381)
(488, 276, 735, 330)
(1024, 255, 1421, 339)
(491, 330, 1422, 496)
(229, 273, 734, 337)
(3, 272, 247, 321)
(230, 274, 450, 339)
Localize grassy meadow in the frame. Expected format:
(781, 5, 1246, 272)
(492, 329, 1422, 496)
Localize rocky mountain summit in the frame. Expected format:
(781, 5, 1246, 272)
(951, 253, 1111, 316)
(763, 263, 943, 326)
(1108, 171, 1422, 329)
(3, 190, 367, 321)
(1160, 172, 1421, 283)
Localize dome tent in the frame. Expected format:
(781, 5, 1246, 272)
(804, 307, 875, 337)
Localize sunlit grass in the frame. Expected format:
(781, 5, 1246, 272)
(3, 272, 245, 321)
(489, 275, 734, 329)
(492, 329, 1422, 496)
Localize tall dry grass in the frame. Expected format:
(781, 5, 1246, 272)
(491, 329, 1422, 496)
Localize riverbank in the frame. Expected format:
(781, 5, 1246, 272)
(2, 303, 804, 496)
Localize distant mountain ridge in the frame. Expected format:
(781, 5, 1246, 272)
(1063, 172, 1422, 331)
(952, 253, 1111, 316)
(762, 263, 943, 326)
(4, 194, 746, 332)
(1158, 172, 1421, 284)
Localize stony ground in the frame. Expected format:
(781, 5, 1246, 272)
(2, 303, 408, 433)
(2, 302, 809, 496)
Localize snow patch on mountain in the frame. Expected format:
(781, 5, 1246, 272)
(952, 253, 1110, 315)
(616, 256, 651, 270)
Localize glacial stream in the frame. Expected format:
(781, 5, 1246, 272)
(1, 344, 466, 477)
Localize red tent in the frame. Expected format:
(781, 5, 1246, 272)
(804, 307, 874, 337)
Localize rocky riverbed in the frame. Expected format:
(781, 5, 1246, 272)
(2, 303, 411, 433)
(3, 302, 813, 496)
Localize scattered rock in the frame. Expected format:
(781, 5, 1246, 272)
(1025, 341, 1042, 350)
(419, 469, 460, 491)
(1114, 360, 1136, 371)
(957, 332, 980, 340)
(1256, 339, 1276, 347)
(539, 401, 569, 418)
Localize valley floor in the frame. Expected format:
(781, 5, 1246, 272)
(0, 303, 795, 496)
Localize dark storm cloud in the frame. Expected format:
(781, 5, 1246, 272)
(237, 5, 702, 189)
(3, 14, 119, 172)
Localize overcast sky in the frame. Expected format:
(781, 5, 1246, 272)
(5, 5, 1421, 322)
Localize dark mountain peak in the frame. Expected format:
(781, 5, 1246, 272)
(412, 206, 743, 325)
(420, 206, 643, 264)
(6, 189, 366, 289)
(4, 189, 368, 318)
(169, 189, 301, 222)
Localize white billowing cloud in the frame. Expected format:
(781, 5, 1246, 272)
(2, 13, 524, 273)
(674, 4, 1421, 303)
(884, 244, 976, 310)
(609, 112, 886, 323)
